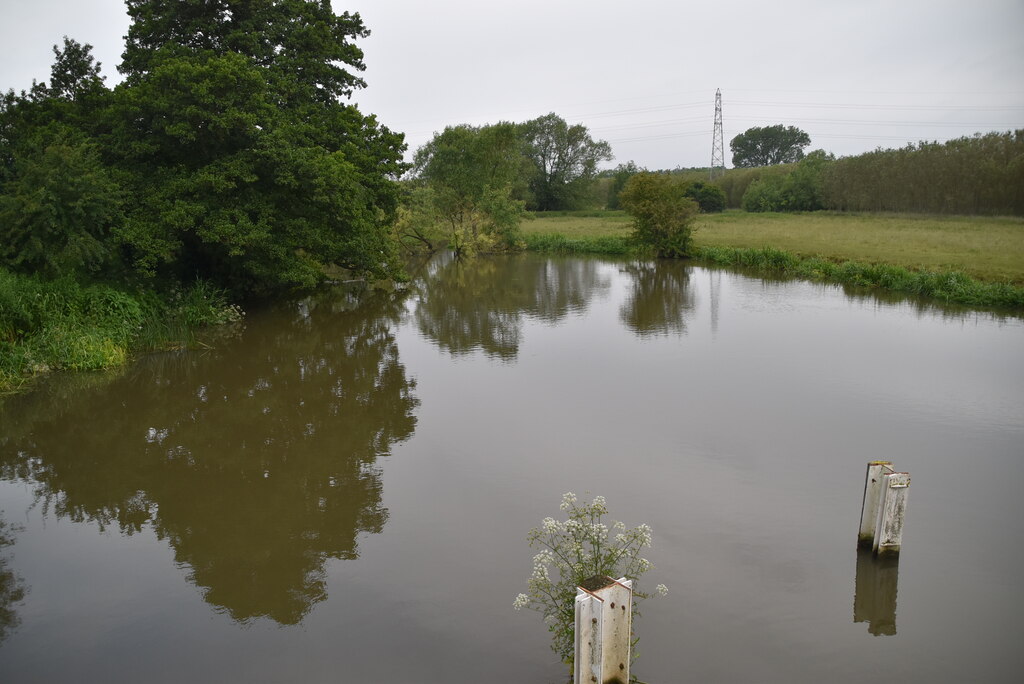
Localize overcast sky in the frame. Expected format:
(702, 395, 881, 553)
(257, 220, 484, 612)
(2, 0, 1022, 170)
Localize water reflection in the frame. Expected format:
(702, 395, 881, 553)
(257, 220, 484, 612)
(619, 260, 695, 337)
(0, 516, 26, 644)
(853, 548, 900, 636)
(411, 253, 611, 359)
(0, 286, 418, 624)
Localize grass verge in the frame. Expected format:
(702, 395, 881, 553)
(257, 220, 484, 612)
(694, 246, 1024, 311)
(0, 270, 243, 394)
(521, 210, 1024, 312)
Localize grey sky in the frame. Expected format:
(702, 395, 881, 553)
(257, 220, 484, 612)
(2, 0, 1022, 170)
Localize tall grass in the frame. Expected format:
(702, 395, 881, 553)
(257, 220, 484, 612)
(695, 246, 1024, 311)
(0, 270, 242, 393)
(522, 233, 631, 255)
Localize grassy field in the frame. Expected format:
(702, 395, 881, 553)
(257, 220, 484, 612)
(522, 210, 1024, 285)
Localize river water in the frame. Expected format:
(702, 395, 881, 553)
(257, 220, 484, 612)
(1, 254, 1022, 683)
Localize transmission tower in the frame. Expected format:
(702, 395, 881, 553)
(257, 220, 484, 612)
(710, 88, 725, 180)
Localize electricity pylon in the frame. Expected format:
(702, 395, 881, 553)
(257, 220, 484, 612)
(710, 88, 725, 180)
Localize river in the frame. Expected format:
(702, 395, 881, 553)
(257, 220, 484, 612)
(1, 253, 1022, 682)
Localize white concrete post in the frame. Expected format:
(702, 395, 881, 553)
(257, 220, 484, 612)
(574, 576, 633, 684)
(858, 461, 893, 547)
(873, 472, 910, 555)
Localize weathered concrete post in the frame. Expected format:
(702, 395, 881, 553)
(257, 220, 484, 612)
(873, 471, 910, 555)
(574, 576, 633, 684)
(858, 461, 893, 547)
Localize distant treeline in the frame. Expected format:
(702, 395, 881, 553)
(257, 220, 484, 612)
(820, 131, 1024, 215)
(607, 131, 1024, 216)
(719, 131, 1024, 215)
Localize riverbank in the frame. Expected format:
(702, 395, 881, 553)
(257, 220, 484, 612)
(521, 210, 1024, 312)
(0, 271, 243, 394)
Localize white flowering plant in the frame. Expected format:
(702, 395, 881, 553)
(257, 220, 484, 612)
(513, 492, 667, 664)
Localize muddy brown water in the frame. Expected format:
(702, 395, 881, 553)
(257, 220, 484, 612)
(1, 253, 1022, 682)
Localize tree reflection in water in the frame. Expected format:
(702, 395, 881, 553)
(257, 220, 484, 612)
(0, 286, 418, 625)
(411, 253, 611, 359)
(619, 260, 695, 337)
(0, 517, 27, 643)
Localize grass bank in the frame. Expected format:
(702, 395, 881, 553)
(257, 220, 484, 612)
(0, 270, 242, 394)
(520, 209, 1024, 311)
(695, 246, 1024, 310)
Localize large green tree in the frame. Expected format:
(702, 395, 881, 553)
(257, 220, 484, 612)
(1, 4, 405, 295)
(730, 124, 811, 167)
(106, 0, 406, 294)
(521, 113, 612, 211)
(410, 123, 526, 255)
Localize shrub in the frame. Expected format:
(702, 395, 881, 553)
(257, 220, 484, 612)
(685, 181, 726, 213)
(619, 173, 698, 257)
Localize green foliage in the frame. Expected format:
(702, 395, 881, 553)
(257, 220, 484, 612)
(739, 150, 834, 212)
(731, 124, 811, 167)
(46, 36, 106, 101)
(411, 123, 526, 255)
(0, 131, 124, 277)
(684, 180, 726, 213)
(520, 113, 613, 211)
(514, 493, 666, 665)
(606, 161, 641, 210)
(521, 232, 631, 255)
(782, 149, 833, 210)
(712, 166, 791, 208)
(1, 3, 405, 298)
(0, 269, 241, 392)
(820, 131, 1024, 215)
(619, 173, 698, 257)
(695, 246, 1024, 310)
(741, 174, 786, 212)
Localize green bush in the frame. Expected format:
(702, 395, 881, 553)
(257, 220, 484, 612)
(685, 181, 726, 213)
(619, 173, 698, 258)
(741, 176, 786, 212)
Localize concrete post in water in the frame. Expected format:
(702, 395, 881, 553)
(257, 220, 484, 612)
(858, 461, 893, 547)
(873, 472, 910, 555)
(574, 576, 633, 684)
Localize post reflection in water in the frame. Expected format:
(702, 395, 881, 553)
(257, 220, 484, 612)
(853, 548, 900, 636)
(0, 285, 418, 625)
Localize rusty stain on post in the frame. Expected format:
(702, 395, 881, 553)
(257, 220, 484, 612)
(574, 576, 633, 684)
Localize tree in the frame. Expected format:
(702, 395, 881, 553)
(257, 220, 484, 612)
(619, 173, 698, 258)
(0, 131, 124, 277)
(730, 124, 811, 167)
(606, 161, 641, 210)
(47, 36, 106, 101)
(684, 180, 726, 213)
(105, 0, 406, 293)
(521, 113, 612, 211)
(411, 123, 525, 255)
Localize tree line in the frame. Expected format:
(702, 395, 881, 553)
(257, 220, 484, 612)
(397, 114, 613, 255)
(0, 1, 406, 297)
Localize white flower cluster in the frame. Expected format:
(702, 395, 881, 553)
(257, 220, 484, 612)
(515, 492, 668, 664)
